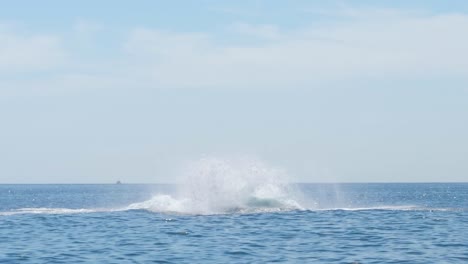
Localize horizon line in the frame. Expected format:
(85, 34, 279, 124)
(1, 181, 467, 185)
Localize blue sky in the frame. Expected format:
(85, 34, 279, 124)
(1, 1, 467, 183)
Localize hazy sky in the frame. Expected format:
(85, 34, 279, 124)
(1, 0, 467, 183)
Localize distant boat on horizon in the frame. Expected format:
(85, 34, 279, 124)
(116, 180, 122, 185)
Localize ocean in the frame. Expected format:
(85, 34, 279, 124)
(1, 182, 467, 263)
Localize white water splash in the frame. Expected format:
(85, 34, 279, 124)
(127, 157, 305, 214)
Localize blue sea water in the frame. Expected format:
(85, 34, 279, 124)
(1, 183, 467, 263)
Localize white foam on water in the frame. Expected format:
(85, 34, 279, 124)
(317, 205, 421, 211)
(0, 207, 100, 216)
(126, 195, 191, 213)
(1, 205, 457, 216)
(125, 157, 306, 215)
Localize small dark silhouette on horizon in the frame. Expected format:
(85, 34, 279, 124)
(116, 180, 122, 184)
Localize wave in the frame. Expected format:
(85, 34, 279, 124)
(124, 194, 304, 215)
(0, 207, 101, 216)
(316, 205, 421, 211)
(2, 205, 463, 216)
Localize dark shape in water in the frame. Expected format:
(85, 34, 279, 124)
(116, 181, 122, 185)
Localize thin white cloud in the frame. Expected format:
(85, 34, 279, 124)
(0, 25, 66, 73)
(73, 19, 104, 36)
(3, 9, 468, 92)
(125, 28, 211, 60)
(208, 5, 262, 18)
(303, 6, 428, 20)
(230, 22, 281, 39)
(122, 11, 468, 89)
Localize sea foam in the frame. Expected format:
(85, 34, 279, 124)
(126, 157, 305, 214)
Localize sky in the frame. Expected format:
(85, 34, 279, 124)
(1, 0, 467, 183)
